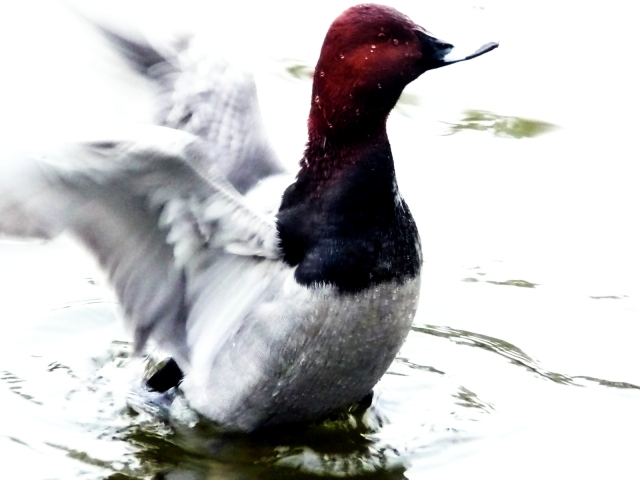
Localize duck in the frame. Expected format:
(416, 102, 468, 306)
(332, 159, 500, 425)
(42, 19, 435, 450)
(0, 4, 497, 432)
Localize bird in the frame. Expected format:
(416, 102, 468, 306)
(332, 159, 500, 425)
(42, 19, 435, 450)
(0, 4, 497, 432)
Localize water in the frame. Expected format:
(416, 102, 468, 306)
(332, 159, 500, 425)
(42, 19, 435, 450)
(1, 1, 639, 478)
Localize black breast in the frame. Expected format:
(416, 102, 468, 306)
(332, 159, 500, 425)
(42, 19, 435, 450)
(276, 145, 421, 293)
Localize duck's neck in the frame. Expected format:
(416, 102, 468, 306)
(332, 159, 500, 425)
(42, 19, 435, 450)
(300, 127, 392, 185)
(306, 77, 400, 148)
(301, 59, 405, 183)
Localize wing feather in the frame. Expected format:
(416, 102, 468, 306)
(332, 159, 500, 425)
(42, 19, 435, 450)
(0, 126, 282, 358)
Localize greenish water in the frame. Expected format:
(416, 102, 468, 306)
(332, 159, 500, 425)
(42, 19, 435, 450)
(1, 1, 639, 478)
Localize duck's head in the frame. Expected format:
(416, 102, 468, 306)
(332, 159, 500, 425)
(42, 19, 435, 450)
(308, 4, 498, 142)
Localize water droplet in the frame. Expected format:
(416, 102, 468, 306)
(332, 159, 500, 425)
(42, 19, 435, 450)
(314, 95, 320, 103)
(371, 45, 376, 49)
(339, 53, 345, 59)
(378, 83, 382, 89)
(319, 71, 325, 77)
(393, 39, 399, 46)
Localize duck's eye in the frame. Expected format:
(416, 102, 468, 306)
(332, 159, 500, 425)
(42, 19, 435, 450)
(377, 32, 388, 42)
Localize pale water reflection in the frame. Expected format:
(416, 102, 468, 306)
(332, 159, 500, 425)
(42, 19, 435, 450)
(1, 0, 639, 479)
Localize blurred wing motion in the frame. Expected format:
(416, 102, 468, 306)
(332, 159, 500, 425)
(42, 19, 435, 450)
(92, 23, 286, 192)
(0, 8, 293, 365)
(0, 126, 283, 358)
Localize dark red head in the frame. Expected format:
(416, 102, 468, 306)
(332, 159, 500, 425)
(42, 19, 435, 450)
(307, 4, 498, 143)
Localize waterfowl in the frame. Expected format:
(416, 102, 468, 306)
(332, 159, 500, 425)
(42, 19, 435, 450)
(0, 4, 497, 431)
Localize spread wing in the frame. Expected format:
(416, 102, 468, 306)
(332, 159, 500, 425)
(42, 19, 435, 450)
(90, 23, 286, 193)
(0, 126, 283, 358)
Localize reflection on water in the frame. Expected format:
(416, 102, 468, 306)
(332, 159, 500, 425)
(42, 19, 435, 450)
(415, 324, 577, 386)
(445, 110, 557, 138)
(463, 277, 538, 288)
(1, 0, 639, 479)
(282, 60, 314, 81)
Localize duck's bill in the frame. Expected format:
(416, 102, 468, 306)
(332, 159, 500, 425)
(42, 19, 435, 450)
(442, 41, 499, 64)
(415, 30, 498, 70)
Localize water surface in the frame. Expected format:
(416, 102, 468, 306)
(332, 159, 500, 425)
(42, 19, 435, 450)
(1, 1, 638, 478)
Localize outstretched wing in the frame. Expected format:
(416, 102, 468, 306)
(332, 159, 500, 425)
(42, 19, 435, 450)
(89, 21, 286, 193)
(0, 126, 282, 358)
